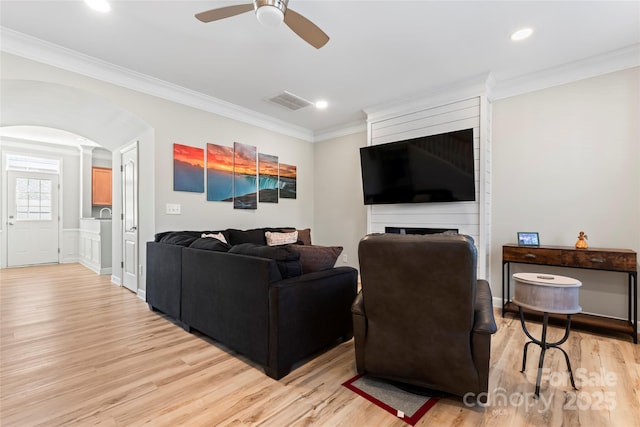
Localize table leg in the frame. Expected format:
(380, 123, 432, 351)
(632, 272, 638, 344)
(534, 312, 550, 398)
(502, 261, 508, 317)
(518, 307, 579, 398)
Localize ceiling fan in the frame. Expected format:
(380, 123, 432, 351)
(195, 0, 329, 49)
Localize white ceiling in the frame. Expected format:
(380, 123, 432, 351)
(1, 0, 639, 138)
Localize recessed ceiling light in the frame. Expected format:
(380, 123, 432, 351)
(315, 100, 328, 110)
(84, 0, 111, 13)
(511, 27, 533, 41)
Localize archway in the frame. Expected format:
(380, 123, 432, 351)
(1, 79, 152, 294)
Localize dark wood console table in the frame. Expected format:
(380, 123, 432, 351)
(502, 244, 638, 343)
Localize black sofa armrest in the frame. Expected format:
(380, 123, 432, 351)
(146, 241, 183, 320)
(267, 266, 358, 379)
(181, 248, 282, 367)
(473, 279, 497, 334)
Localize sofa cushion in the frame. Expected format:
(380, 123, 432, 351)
(229, 243, 302, 279)
(288, 245, 343, 273)
(265, 231, 298, 246)
(156, 231, 202, 246)
(189, 238, 231, 252)
(226, 228, 268, 246)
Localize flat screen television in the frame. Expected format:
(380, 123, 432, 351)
(360, 128, 475, 205)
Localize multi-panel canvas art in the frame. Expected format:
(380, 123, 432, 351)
(258, 153, 279, 203)
(206, 143, 234, 202)
(233, 142, 258, 209)
(173, 143, 204, 193)
(279, 163, 297, 199)
(173, 141, 296, 207)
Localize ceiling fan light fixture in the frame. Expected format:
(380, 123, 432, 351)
(254, 0, 287, 28)
(256, 5, 285, 28)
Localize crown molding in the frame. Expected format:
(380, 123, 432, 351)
(313, 120, 367, 142)
(364, 73, 493, 124)
(0, 28, 315, 142)
(363, 45, 640, 123)
(491, 44, 640, 100)
(3, 28, 637, 142)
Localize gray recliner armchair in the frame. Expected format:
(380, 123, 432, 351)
(352, 233, 497, 398)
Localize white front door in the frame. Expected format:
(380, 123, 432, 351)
(7, 171, 59, 267)
(121, 144, 138, 293)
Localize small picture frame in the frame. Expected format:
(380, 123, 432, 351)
(517, 232, 540, 247)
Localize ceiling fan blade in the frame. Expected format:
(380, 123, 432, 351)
(195, 4, 254, 23)
(283, 8, 329, 49)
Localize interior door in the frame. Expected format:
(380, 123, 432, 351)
(121, 144, 138, 293)
(7, 171, 59, 267)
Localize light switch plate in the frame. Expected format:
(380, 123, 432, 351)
(166, 203, 181, 215)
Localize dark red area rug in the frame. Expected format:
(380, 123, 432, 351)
(342, 374, 439, 425)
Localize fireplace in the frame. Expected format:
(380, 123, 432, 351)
(385, 227, 459, 235)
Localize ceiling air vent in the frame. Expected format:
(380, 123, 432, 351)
(267, 91, 313, 111)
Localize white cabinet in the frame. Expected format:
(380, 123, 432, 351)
(79, 218, 112, 274)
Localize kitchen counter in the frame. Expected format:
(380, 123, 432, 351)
(79, 218, 112, 274)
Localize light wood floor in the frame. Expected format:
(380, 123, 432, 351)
(1, 264, 638, 426)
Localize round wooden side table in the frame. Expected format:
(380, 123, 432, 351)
(512, 272, 582, 398)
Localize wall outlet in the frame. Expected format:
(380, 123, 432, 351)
(166, 203, 181, 215)
(342, 254, 348, 263)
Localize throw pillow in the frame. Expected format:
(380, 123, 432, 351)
(288, 245, 343, 273)
(296, 228, 312, 245)
(228, 243, 302, 279)
(189, 238, 231, 252)
(265, 231, 298, 246)
(201, 232, 228, 244)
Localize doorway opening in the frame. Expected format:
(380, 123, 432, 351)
(5, 154, 61, 267)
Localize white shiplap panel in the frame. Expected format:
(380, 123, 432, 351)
(367, 96, 484, 272)
(371, 105, 480, 141)
(372, 97, 480, 132)
(371, 201, 479, 215)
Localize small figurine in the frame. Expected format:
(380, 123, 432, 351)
(575, 231, 588, 249)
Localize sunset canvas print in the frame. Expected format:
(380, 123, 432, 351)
(233, 142, 257, 209)
(207, 143, 234, 202)
(173, 143, 204, 193)
(258, 153, 279, 203)
(279, 163, 297, 199)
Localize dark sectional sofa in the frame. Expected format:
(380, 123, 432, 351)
(146, 227, 358, 379)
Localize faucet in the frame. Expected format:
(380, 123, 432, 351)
(99, 207, 112, 219)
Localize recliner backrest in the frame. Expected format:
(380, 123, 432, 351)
(359, 233, 477, 334)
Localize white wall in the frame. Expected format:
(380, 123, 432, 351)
(150, 101, 315, 233)
(1, 53, 315, 295)
(492, 67, 640, 319)
(313, 131, 368, 269)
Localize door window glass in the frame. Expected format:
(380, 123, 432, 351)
(15, 178, 53, 221)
